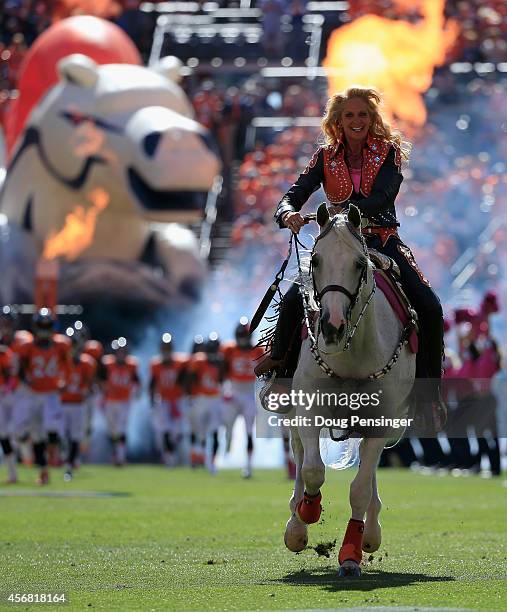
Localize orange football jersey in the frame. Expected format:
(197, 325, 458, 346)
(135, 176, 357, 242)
(102, 355, 139, 402)
(8, 330, 34, 389)
(222, 341, 264, 382)
(183, 354, 199, 396)
(20, 334, 72, 393)
(0, 346, 13, 387)
(13, 330, 34, 347)
(150, 354, 186, 401)
(83, 339, 104, 363)
(61, 353, 97, 403)
(189, 353, 222, 397)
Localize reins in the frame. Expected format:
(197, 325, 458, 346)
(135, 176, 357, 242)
(250, 235, 294, 334)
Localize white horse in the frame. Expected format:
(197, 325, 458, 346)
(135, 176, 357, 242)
(283, 204, 416, 577)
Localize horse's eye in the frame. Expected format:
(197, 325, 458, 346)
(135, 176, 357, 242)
(312, 253, 320, 268)
(356, 258, 366, 270)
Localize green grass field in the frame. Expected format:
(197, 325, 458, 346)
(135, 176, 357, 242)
(0, 466, 506, 611)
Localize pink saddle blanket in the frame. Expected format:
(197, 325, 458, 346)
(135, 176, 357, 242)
(374, 270, 418, 354)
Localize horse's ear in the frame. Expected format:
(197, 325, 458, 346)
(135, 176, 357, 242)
(317, 203, 329, 227)
(348, 204, 361, 229)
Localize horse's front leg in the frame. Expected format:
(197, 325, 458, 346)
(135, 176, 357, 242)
(284, 425, 308, 552)
(363, 471, 382, 553)
(339, 437, 385, 577)
(296, 424, 324, 524)
(289, 426, 304, 514)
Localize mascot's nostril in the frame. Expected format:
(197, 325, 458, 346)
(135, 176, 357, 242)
(198, 131, 219, 156)
(179, 277, 202, 301)
(143, 131, 162, 158)
(22, 197, 33, 231)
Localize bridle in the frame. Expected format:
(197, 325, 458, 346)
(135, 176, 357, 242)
(311, 218, 375, 355)
(295, 215, 412, 380)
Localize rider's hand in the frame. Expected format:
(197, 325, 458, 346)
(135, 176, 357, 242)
(282, 211, 309, 234)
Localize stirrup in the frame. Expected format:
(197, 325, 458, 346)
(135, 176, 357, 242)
(255, 372, 293, 414)
(432, 396, 447, 432)
(412, 393, 447, 435)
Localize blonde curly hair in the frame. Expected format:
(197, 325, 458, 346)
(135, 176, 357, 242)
(321, 87, 411, 162)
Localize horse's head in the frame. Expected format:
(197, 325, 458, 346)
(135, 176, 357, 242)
(312, 203, 371, 350)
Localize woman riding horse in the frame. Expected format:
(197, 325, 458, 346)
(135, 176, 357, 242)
(255, 87, 444, 409)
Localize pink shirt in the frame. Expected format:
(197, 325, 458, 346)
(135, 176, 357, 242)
(350, 168, 361, 193)
(475, 346, 500, 393)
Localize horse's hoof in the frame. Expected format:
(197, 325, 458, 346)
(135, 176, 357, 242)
(338, 560, 362, 578)
(284, 513, 308, 552)
(362, 521, 381, 553)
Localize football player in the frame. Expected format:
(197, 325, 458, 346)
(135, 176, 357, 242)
(61, 328, 97, 480)
(0, 309, 16, 482)
(75, 321, 103, 456)
(0, 308, 34, 472)
(149, 333, 187, 466)
(186, 332, 225, 473)
(222, 318, 264, 478)
(18, 309, 72, 484)
(100, 338, 139, 466)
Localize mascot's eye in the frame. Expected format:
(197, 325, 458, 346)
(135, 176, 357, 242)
(312, 253, 320, 268)
(61, 110, 90, 125)
(60, 111, 122, 133)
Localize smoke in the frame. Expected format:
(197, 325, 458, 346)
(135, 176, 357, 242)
(122, 245, 291, 466)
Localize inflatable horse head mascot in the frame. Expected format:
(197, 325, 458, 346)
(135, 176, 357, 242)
(0, 18, 221, 317)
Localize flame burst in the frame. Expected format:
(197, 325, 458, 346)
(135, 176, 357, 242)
(51, 0, 122, 21)
(322, 0, 459, 126)
(43, 188, 109, 261)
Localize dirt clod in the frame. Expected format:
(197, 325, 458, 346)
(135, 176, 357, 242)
(312, 540, 336, 558)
